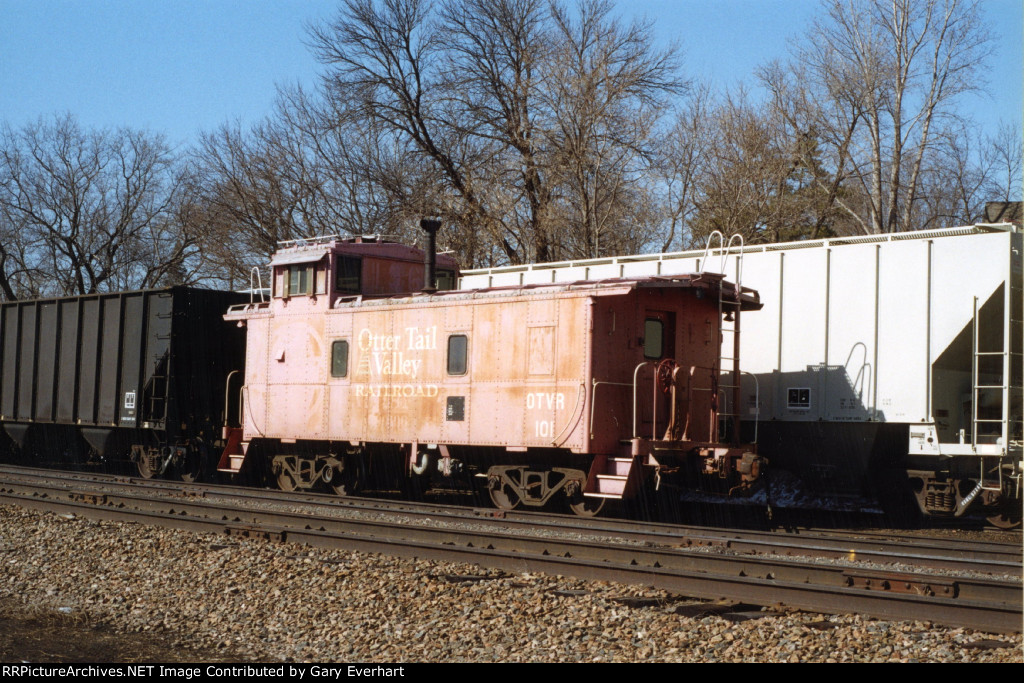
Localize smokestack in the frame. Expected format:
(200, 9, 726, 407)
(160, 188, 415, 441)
(420, 218, 441, 293)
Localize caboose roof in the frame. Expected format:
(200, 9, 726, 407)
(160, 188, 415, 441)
(270, 248, 328, 266)
(331, 272, 761, 311)
(268, 238, 458, 269)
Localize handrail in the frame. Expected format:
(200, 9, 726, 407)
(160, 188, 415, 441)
(632, 362, 656, 438)
(249, 267, 266, 304)
(698, 231, 744, 287)
(724, 233, 744, 287)
(699, 231, 725, 274)
(742, 371, 759, 444)
(844, 342, 871, 402)
(277, 234, 341, 248)
(223, 370, 240, 427)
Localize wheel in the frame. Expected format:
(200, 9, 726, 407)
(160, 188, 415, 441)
(568, 495, 606, 517)
(136, 450, 159, 479)
(329, 469, 360, 496)
(656, 358, 678, 393)
(489, 483, 521, 510)
(986, 500, 1022, 529)
(326, 453, 363, 496)
(176, 448, 204, 483)
(276, 468, 297, 492)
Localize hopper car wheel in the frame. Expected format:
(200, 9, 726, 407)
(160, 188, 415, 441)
(136, 452, 158, 480)
(568, 496, 606, 518)
(986, 503, 1022, 530)
(489, 484, 521, 511)
(177, 450, 204, 484)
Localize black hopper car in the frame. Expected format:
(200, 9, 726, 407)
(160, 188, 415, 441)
(0, 287, 246, 479)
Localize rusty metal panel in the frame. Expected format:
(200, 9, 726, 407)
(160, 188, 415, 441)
(236, 276, 746, 456)
(268, 385, 326, 439)
(246, 292, 601, 449)
(242, 317, 270, 439)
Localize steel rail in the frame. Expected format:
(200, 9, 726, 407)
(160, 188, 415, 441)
(0, 475, 1019, 634)
(0, 465, 1019, 573)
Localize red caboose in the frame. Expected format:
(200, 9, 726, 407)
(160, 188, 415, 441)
(222, 234, 762, 515)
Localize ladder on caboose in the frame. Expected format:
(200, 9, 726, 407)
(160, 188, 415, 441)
(700, 231, 746, 445)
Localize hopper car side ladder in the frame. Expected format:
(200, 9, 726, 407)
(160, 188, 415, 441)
(963, 282, 1023, 508)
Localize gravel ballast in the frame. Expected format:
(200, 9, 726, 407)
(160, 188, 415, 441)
(0, 504, 1020, 663)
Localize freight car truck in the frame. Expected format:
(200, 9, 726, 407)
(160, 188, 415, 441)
(460, 225, 1023, 526)
(0, 287, 247, 479)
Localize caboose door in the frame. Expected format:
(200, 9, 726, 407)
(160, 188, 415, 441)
(638, 310, 675, 439)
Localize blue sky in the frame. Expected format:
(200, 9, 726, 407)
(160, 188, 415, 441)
(1, 0, 1021, 149)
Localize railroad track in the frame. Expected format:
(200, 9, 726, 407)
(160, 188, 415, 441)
(1, 465, 1020, 634)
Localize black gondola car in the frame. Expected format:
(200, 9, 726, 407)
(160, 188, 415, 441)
(0, 287, 246, 479)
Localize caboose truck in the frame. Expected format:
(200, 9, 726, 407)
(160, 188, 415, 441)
(220, 223, 763, 515)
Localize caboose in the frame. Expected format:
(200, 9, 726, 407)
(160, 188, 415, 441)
(221, 226, 762, 515)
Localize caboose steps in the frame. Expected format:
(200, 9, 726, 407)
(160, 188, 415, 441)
(583, 456, 640, 500)
(217, 428, 246, 474)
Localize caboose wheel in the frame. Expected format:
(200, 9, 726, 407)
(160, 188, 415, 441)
(276, 469, 298, 492)
(489, 483, 521, 510)
(330, 481, 354, 496)
(568, 495, 606, 517)
(327, 451, 363, 496)
(329, 469, 360, 496)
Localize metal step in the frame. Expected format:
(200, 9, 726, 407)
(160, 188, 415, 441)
(583, 456, 637, 500)
(217, 428, 246, 473)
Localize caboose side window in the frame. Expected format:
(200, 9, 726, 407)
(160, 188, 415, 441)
(335, 255, 362, 294)
(331, 340, 349, 377)
(643, 319, 663, 359)
(447, 335, 468, 375)
(286, 265, 313, 297)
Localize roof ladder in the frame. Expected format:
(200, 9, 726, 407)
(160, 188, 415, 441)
(701, 231, 746, 445)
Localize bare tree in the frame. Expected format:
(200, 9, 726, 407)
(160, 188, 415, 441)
(654, 84, 714, 251)
(0, 114, 197, 298)
(544, 0, 684, 259)
(986, 121, 1023, 204)
(306, 0, 684, 265)
(685, 91, 837, 245)
(188, 119, 314, 288)
(914, 119, 1024, 228)
(761, 0, 993, 234)
(308, 0, 501, 261)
